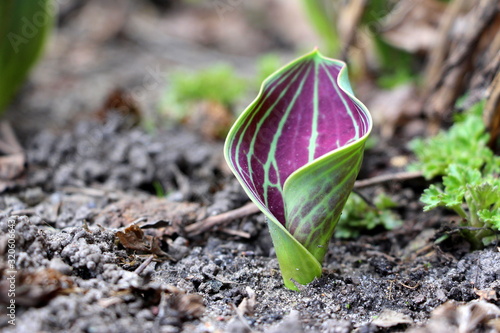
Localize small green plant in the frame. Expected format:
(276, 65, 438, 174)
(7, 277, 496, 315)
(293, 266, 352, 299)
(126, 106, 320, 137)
(169, 64, 246, 107)
(410, 101, 500, 249)
(421, 166, 499, 249)
(409, 102, 498, 179)
(152, 180, 166, 198)
(335, 192, 402, 239)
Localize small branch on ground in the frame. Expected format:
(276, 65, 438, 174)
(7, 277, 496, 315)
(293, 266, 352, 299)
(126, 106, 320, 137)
(134, 255, 154, 275)
(186, 170, 423, 237)
(353, 170, 423, 189)
(185, 202, 259, 237)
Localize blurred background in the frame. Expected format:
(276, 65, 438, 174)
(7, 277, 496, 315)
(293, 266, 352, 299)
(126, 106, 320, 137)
(3, 0, 499, 144)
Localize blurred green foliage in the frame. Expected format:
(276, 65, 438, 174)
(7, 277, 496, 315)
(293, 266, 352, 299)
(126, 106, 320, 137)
(0, 0, 53, 113)
(301, 0, 418, 88)
(160, 64, 246, 122)
(335, 192, 403, 239)
(255, 54, 283, 87)
(362, 0, 417, 88)
(161, 54, 284, 120)
(300, 0, 340, 56)
(167, 64, 247, 108)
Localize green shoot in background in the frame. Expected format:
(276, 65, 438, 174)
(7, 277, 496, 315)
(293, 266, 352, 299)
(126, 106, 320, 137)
(0, 0, 54, 113)
(300, 0, 340, 56)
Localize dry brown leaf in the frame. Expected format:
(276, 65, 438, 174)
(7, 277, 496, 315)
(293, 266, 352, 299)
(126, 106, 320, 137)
(116, 224, 172, 259)
(0, 268, 74, 307)
(338, 0, 367, 59)
(366, 84, 421, 139)
(121, 284, 205, 320)
(163, 285, 205, 320)
(96, 88, 141, 127)
(485, 69, 500, 149)
(465, 17, 500, 110)
(97, 196, 203, 232)
(408, 300, 500, 333)
(474, 287, 498, 301)
(0, 153, 25, 181)
(237, 287, 256, 317)
(489, 318, 500, 332)
(182, 100, 234, 140)
(423, 0, 499, 126)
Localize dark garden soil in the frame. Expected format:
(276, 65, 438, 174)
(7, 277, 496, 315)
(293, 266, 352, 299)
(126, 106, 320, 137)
(1, 1, 500, 333)
(2, 113, 499, 333)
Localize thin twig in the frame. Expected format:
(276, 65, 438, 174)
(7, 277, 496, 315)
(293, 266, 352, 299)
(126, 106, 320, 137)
(220, 228, 251, 239)
(154, 292, 168, 332)
(61, 186, 108, 197)
(134, 255, 154, 275)
(365, 250, 398, 263)
(187, 170, 423, 236)
(352, 189, 377, 208)
(185, 202, 260, 236)
(353, 170, 423, 189)
(399, 281, 420, 289)
(10, 209, 37, 216)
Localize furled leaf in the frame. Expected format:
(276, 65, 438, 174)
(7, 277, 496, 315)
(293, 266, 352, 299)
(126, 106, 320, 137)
(225, 49, 372, 289)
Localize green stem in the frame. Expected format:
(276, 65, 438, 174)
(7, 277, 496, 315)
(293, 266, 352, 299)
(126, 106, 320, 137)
(474, 228, 493, 244)
(450, 205, 468, 220)
(465, 195, 481, 228)
(451, 199, 485, 249)
(460, 229, 484, 250)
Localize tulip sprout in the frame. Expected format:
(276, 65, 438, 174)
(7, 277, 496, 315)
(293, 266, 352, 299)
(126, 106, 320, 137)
(224, 49, 372, 290)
